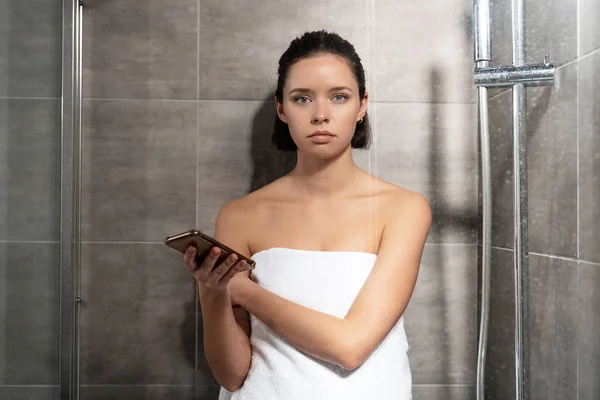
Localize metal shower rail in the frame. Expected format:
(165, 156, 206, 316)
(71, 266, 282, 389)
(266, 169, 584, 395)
(473, 0, 555, 399)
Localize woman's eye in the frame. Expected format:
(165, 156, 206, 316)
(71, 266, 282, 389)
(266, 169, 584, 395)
(295, 96, 309, 103)
(333, 94, 347, 101)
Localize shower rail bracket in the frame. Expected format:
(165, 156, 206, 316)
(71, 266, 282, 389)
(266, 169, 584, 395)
(474, 58, 555, 88)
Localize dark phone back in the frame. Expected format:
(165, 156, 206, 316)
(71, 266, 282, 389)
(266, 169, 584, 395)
(164, 229, 255, 271)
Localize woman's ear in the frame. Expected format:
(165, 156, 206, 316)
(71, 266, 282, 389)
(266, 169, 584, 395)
(275, 97, 288, 124)
(358, 92, 369, 121)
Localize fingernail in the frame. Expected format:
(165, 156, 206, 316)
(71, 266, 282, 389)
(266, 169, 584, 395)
(187, 247, 193, 253)
(211, 248, 219, 255)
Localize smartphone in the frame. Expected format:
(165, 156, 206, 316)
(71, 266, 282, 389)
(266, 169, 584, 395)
(165, 229, 256, 272)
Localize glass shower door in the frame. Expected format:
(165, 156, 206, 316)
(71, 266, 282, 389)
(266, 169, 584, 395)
(0, 0, 67, 399)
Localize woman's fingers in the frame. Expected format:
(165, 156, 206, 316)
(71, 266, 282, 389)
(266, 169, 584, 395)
(183, 246, 197, 270)
(183, 246, 246, 289)
(198, 247, 221, 272)
(219, 260, 248, 284)
(205, 253, 239, 286)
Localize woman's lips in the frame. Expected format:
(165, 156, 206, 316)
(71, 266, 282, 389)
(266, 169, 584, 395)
(309, 130, 334, 137)
(309, 134, 334, 143)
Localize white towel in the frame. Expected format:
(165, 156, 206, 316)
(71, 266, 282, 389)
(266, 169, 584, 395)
(218, 247, 412, 400)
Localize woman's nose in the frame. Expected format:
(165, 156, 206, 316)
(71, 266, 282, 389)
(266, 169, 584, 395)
(311, 103, 330, 124)
(311, 114, 330, 124)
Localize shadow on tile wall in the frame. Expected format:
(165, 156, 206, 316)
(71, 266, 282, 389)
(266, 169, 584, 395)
(248, 94, 297, 192)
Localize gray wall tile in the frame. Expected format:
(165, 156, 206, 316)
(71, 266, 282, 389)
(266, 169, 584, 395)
(196, 385, 221, 400)
(196, 359, 218, 387)
(404, 244, 477, 384)
(79, 385, 195, 400)
(198, 0, 369, 101)
(580, 0, 600, 55)
(528, 254, 578, 399)
(525, 0, 577, 66)
(0, 99, 61, 241)
(197, 100, 295, 234)
(81, 100, 197, 242)
(0, 386, 58, 400)
(489, 0, 512, 67)
(82, 0, 198, 100)
(63, 0, 72, 28)
(579, 263, 600, 400)
(0, 243, 60, 385)
(79, 243, 196, 385)
(485, 248, 515, 400)
(486, 64, 578, 257)
(62, 24, 73, 136)
(366, 103, 478, 243)
(485, 249, 578, 399)
(490, 0, 577, 67)
(486, 90, 514, 249)
(527, 64, 578, 257)
(0, 0, 62, 97)
(372, 0, 474, 103)
(412, 384, 475, 400)
(579, 51, 600, 263)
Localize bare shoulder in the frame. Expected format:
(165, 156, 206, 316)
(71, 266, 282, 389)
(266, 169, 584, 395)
(215, 179, 288, 271)
(393, 187, 430, 215)
(222, 178, 286, 218)
(219, 176, 285, 214)
(371, 178, 431, 224)
(214, 194, 260, 259)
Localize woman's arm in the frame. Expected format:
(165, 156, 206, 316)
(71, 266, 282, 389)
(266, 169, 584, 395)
(199, 201, 252, 392)
(234, 193, 431, 370)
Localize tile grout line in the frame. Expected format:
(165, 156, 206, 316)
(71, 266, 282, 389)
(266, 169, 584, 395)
(73, 384, 197, 388)
(529, 251, 579, 263)
(488, 245, 600, 265)
(0, 240, 60, 244)
(560, 47, 600, 70)
(0, 385, 60, 388)
(489, 88, 511, 100)
(0, 96, 60, 100)
(195, 1, 201, 398)
(197, 0, 200, 103)
(366, 0, 372, 245)
(577, 243, 580, 400)
(576, 0, 581, 397)
(576, 10, 581, 264)
(576, 46, 600, 62)
(579, 259, 600, 267)
(577, 0, 582, 60)
(411, 384, 476, 387)
(368, 0, 375, 181)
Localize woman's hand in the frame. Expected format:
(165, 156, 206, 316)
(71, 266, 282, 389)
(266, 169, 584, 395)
(183, 246, 248, 292)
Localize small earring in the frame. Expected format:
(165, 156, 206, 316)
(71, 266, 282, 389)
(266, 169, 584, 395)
(358, 117, 363, 124)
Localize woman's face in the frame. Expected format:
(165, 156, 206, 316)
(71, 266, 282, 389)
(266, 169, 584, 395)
(276, 54, 368, 155)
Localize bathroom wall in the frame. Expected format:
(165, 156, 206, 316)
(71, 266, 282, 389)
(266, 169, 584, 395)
(0, 0, 63, 399)
(79, 1, 477, 399)
(484, 0, 600, 398)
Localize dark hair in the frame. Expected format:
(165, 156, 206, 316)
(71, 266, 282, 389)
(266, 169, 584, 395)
(272, 30, 372, 152)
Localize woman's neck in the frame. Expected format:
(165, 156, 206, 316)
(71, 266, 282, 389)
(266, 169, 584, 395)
(287, 152, 363, 199)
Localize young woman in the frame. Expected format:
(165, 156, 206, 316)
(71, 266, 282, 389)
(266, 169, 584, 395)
(184, 30, 431, 400)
